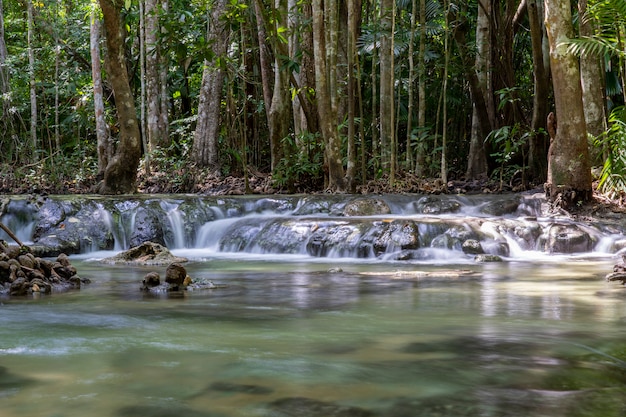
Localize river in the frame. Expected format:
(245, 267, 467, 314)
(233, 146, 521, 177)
(1, 195, 626, 416)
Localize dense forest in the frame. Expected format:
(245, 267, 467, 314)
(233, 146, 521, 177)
(0, 0, 625, 205)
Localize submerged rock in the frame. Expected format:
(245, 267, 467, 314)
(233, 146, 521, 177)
(101, 241, 187, 265)
(269, 397, 374, 417)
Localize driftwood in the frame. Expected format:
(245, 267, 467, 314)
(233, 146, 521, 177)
(0, 222, 24, 247)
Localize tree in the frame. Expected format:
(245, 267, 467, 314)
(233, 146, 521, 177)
(193, 0, 229, 173)
(312, 0, 345, 191)
(27, 0, 37, 161)
(145, 0, 168, 151)
(97, 0, 142, 194)
(379, 0, 395, 182)
(578, 0, 607, 161)
(544, 0, 592, 206)
(0, 0, 13, 141)
(527, 0, 549, 183)
(90, 1, 111, 178)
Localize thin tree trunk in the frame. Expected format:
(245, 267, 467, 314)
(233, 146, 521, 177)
(268, 0, 291, 171)
(0, 0, 12, 137)
(193, 0, 228, 172)
(146, 0, 165, 150)
(579, 0, 607, 165)
(379, 0, 394, 178)
(27, 0, 37, 161)
(406, 0, 417, 171)
(544, 0, 592, 206)
(415, 0, 426, 176)
(253, 0, 272, 127)
(441, 0, 450, 184)
(465, 0, 490, 180)
(527, 0, 549, 183)
(98, 0, 142, 194)
(345, 0, 358, 191)
(90, 3, 110, 178)
(139, 0, 150, 174)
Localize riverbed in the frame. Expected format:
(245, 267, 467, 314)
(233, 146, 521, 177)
(2, 247, 626, 417)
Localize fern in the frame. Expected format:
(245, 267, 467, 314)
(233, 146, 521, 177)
(596, 106, 626, 199)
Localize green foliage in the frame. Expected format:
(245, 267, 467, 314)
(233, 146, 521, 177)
(596, 106, 626, 199)
(273, 132, 324, 192)
(486, 124, 526, 190)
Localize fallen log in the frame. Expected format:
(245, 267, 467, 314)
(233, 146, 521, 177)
(0, 222, 24, 247)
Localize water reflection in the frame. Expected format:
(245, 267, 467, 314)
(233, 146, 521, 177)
(1, 254, 626, 417)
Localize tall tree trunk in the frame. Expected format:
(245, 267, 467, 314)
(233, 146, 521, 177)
(193, 0, 228, 172)
(527, 0, 549, 183)
(98, 0, 142, 194)
(544, 0, 592, 206)
(579, 0, 607, 165)
(379, 0, 394, 179)
(312, 0, 345, 191)
(254, 0, 272, 128)
(146, 0, 166, 150)
(27, 0, 37, 161)
(90, 4, 111, 178)
(268, 0, 291, 171)
(406, 0, 417, 171)
(0, 0, 13, 138)
(465, 0, 490, 180)
(415, 0, 426, 176)
(345, 0, 359, 191)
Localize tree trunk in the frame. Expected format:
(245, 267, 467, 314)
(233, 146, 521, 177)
(415, 0, 426, 176)
(193, 0, 228, 172)
(90, 6, 111, 178)
(268, 0, 291, 171)
(145, 0, 166, 150)
(579, 0, 607, 165)
(379, 0, 394, 178)
(0, 0, 12, 137)
(527, 0, 549, 183)
(27, 0, 37, 161)
(98, 0, 142, 194)
(254, 0, 273, 128)
(465, 0, 490, 180)
(544, 0, 592, 206)
(312, 0, 345, 191)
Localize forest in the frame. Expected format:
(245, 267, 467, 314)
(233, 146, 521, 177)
(0, 0, 625, 205)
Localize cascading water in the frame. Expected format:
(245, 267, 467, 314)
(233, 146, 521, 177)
(1, 193, 624, 262)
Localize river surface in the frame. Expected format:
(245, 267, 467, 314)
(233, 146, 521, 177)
(2, 247, 626, 417)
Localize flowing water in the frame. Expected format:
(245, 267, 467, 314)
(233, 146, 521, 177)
(2, 195, 626, 417)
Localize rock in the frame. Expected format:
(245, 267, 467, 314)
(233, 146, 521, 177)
(269, 397, 374, 417)
(545, 224, 593, 253)
(142, 272, 161, 288)
(474, 254, 503, 262)
(165, 262, 187, 286)
(414, 196, 461, 214)
(462, 239, 484, 255)
(606, 272, 626, 284)
(479, 197, 520, 216)
(101, 241, 188, 265)
(343, 198, 391, 216)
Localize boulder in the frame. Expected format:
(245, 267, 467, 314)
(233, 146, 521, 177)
(165, 262, 187, 286)
(343, 198, 391, 216)
(545, 224, 593, 253)
(101, 241, 188, 265)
